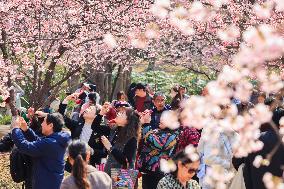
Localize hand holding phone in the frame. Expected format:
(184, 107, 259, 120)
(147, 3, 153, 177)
(140, 112, 151, 124)
(35, 111, 47, 117)
(19, 117, 28, 132)
(27, 107, 35, 118)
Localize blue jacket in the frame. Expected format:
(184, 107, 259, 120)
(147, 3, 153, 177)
(12, 128, 71, 189)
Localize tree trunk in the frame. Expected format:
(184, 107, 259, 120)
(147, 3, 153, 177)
(89, 69, 105, 103)
(146, 58, 155, 71)
(30, 45, 67, 110)
(104, 63, 113, 102)
(7, 77, 17, 116)
(0, 30, 17, 116)
(111, 65, 124, 100)
(67, 73, 81, 93)
(124, 67, 132, 93)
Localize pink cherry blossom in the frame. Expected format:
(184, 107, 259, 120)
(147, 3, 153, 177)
(253, 155, 264, 168)
(263, 173, 275, 189)
(160, 159, 177, 174)
(160, 110, 180, 130)
(206, 0, 229, 8)
(103, 33, 117, 49)
(188, 1, 208, 22)
(275, 0, 284, 12)
(253, 3, 273, 19)
(218, 25, 240, 42)
(249, 104, 272, 124)
(280, 117, 284, 127)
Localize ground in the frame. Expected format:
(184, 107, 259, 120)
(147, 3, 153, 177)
(0, 125, 22, 188)
(0, 153, 22, 189)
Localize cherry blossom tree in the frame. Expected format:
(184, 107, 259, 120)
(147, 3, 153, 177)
(131, 0, 284, 79)
(0, 0, 155, 111)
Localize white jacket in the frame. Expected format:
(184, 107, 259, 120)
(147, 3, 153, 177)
(197, 129, 238, 189)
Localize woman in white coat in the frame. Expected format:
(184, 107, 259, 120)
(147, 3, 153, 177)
(197, 128, 238, 189)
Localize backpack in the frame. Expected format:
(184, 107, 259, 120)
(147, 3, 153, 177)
(9, 147, 31, 183)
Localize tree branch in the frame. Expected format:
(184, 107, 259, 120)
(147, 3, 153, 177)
(49, 67, 81, 91)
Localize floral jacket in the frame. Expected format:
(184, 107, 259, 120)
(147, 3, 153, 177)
(137, 124, 179, 173)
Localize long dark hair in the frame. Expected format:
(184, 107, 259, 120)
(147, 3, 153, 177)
(117, 108, 140, 144)
(67, 140, 90, 189)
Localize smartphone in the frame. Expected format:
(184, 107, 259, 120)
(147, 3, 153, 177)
(142, 110, 153, 115)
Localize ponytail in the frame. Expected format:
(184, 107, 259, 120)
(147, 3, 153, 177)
(72, 154, 90, 189)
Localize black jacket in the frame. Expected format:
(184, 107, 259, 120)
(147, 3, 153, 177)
(0, 116, 42, 152)
(59, 103, 110, 165)
(233, 130, 284, 189)
(0, 116, 42, 189)
(108, 128, 138, 168)
(0, 132, 14, 152)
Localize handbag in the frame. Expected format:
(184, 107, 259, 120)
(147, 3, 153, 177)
(96, 163, 105, 171)
(229, 164, 246, 189)
(111, 168, 139, 189)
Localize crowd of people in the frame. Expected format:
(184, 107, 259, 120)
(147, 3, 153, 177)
(0, 82, 283, 189)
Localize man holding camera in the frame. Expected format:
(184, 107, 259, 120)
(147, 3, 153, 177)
(11, 112, 71, 189)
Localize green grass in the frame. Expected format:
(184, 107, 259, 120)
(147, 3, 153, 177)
(0, 115, 12, 125)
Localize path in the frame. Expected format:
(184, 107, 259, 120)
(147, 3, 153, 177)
(0, 125, 10, 138)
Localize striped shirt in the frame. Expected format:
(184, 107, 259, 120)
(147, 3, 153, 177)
(80, 123, 92, 143)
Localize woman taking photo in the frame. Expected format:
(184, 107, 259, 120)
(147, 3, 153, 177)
(157, 150, 201, 189)
(101, 107, 140, 175)
(59, 92, 110, 166)
(61, 140, 112, 189)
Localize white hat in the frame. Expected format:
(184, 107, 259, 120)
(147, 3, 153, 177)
(83, 83, 91, 89)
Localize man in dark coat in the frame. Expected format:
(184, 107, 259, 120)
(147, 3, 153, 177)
(0, 110, 43, 189)
(150, 92, 171, 130)
(58, 93, 110, 166)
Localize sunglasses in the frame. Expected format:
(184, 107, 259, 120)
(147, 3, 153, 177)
(183, 164, 198, 174)
(187, 168, 198, 174)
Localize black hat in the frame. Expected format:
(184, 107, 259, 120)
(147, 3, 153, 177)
(89, 84, 96, 92)
(88, 92, 97, 103)
(179, 85, 186, 89)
